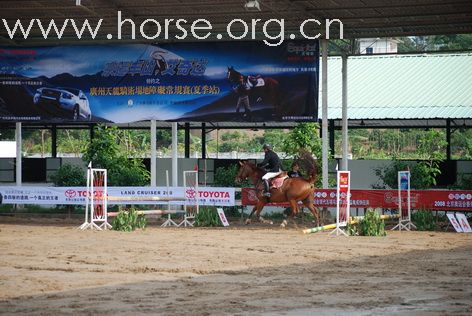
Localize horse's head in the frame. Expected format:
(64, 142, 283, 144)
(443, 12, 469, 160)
(227, 66, 242, 84)
(235, 160, 253, 184)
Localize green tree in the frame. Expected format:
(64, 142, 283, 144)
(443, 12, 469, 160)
(451, 129, 472, 159)
(219, 131, 249, 152)
(398, 34, 472, 52)
(58, 129, 88, 156)
(373, 130, 446, 189)
(82, 125, 149, 186)
(261, 129, 287, 152)
(282, 122, 322, 158)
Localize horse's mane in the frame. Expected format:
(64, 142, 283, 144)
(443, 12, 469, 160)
(239, 160, 260, 170)
(295, 149, 318, 184)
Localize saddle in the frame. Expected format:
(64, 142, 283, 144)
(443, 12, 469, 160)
(247, 76, 265, 88)
(269, 172, 288, 189)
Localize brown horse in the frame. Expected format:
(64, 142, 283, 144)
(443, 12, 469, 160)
(235, 160, 320, 227)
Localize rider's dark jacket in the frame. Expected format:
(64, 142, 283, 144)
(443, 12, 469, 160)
(288, 170, 303, 178)
(258, 150, 282, 172)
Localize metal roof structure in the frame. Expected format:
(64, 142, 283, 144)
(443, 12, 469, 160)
(324, 52, 472, 128)
(0, 1, 471, 130)
(0, 0, 471, 46)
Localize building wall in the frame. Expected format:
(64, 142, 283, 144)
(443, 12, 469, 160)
(359, 38, 398, 54)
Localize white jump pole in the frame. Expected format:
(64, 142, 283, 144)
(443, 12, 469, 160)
(179, 170, 199, 227)
(151, 119, 157, 187)
(392, 170, 416, 231)
(321, 38, 329, 189)
(161, 170, 178, 227)
(15, 122, 21, 187)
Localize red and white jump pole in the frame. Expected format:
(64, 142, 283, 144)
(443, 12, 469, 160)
(329, 170, 350, 236)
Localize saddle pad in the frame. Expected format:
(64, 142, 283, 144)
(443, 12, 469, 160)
(271, 176, 288, 189)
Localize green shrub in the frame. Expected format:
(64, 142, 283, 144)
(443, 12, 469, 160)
(348, 209, 386, 236)
(194, 206, 222, 227)
(112, 208, 146, 232)
(50, 164, 86, 186)
(412, 209, 436, 231)
(373, 159, 441, 190)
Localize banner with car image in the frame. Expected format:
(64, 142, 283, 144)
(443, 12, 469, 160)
(0, 41, 318, 123)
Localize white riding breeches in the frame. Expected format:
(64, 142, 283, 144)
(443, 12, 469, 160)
(262, 170, 282, 180)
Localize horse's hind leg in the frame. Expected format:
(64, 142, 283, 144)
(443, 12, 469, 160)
(303, 199, 320, 227)
(281, 199, 298, 228)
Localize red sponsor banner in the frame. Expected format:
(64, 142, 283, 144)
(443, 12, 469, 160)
(241, 188, 472, 211)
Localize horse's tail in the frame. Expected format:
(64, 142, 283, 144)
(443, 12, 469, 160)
(296, 149, 318, 184)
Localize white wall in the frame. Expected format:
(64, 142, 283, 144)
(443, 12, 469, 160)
(348, 160, 392, 189)
(0, 141, 16, 158)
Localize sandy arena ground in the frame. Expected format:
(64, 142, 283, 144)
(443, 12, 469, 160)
(0, 218, 471, 315)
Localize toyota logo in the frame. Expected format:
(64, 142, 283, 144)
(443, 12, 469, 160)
(186, 189, 196, 199)
(65, 190, 77, 198)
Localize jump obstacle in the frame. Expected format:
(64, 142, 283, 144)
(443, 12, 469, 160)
(304, 170, 414, 235)
(302, 214, 400, 234)
(79, 165, 199, 230)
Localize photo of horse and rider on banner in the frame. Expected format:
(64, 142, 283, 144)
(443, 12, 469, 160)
(0, 40, 319, 123)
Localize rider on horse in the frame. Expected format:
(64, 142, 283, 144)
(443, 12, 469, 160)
(257, 144, 282, 197)
(288, 161, 303, 178)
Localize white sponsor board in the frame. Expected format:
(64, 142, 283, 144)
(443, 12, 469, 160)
(217, 207, 230, 227)
(0, 186, 235, 207)
(447, 214, 463, 232)
(455, 213, 472, 233)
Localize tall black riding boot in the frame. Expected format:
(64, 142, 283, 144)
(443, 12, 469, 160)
(263, 179, 271, 197)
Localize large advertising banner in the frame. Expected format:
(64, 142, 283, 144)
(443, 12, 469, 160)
(242, 188, 472, 211)
(0, 186, 235, 207)
(0, 40, 318, 123)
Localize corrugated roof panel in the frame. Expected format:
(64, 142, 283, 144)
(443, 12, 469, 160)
(320, 53, 472, 120)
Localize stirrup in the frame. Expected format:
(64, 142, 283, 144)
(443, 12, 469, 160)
(263, 192, 271, 197)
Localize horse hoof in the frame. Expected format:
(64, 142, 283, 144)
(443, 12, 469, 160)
(280, 219, 287, 228)
(245, 219, 251, 225)
(269, 221, 274, 225)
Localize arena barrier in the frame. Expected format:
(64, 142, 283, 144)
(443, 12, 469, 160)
(79, 165, 194, 230)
